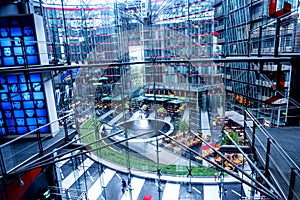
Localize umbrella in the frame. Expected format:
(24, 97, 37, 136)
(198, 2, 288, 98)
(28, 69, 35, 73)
(200, 142, 220, 150)
(101, 96, 112, 101)
(99, 77, 108, 81)
(143, 194, 152, 200)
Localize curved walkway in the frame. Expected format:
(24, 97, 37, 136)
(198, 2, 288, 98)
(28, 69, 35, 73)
(58, 150, 243, 200)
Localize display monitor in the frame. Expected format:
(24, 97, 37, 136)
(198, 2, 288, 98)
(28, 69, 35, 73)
(30, 74, 41, 82)
(0, 38, 11, 47)
(36, 109, 47, 116)
(17, 127, 27, 134)
(33, 92, 44, 100)
(14, 47, 23, 55)
(1, 102, 11, 110)
(10, 93, 21, 101)
(24, 36, 35, 46)
(23, 101, 34, 109)
(3, 57, 15, 66)
(13, 110, 24, 117)
(0, 28, 9, 37)
(0, 84, 8, 92)
(26, 118, 37, 125)
(10, 27, 22, 36)
(7, 75, 18, 83)
(6, 119, 15, 126)
(0, 15, 41, 67)
(0, 73, 49, 135)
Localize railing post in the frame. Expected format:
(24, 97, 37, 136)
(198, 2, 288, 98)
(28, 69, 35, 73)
(63, 117, 69, 142)
(251, 122, 257, 160)
(0, 148, 10, 200)
(288, 168, 297, 200)
(36, 129, 44, 156)
(258, 26, 262, 57)
(274, 18, 281, 57)
(265, 138, 271, 178)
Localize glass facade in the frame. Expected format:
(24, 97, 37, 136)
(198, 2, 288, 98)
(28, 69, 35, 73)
(0, 0, 300, 199)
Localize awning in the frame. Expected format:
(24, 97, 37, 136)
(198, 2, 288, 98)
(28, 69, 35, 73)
(134, 96, 147, 101)
(99, 77, 108, 81)
(102, 96, 112, 101)
(168, 100, 182, 104)
(112, 96, 122, 101)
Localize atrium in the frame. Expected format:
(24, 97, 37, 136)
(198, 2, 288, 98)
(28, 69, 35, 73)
(0, 0, 299, 199)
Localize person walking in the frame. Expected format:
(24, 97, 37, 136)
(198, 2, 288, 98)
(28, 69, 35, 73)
(122, 179, 127, 193)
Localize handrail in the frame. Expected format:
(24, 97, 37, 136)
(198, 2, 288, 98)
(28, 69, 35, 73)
(245, 109, 300, 172)
(250, 10, 299, 33)
(0, 111, 74, 148)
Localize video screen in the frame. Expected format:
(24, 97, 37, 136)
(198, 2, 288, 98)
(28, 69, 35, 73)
(10, 27, 22, 37)
(10, 93, 21, 101)
(27, 54, 39, 65)
(0, 15, 40, 67)
(30, 74, 41, 82)
(36, 109, 47, 116)
(0, 73, 50, 135)
(24, 36, 35, 46)
(1, 102, 11, 110)
(23, 101, 34, 109)
(39, 126, 50, 133)
(17, 127, 27, 134)
(0, 84, 8, 92)
(6, 119, 15, 126)
(0, 38, 11, 47)
(33, 92, 44, 100)
(7, 75, 18, 83)
(14, 110, 24, 117)
(14, 47, 23, 55)
(3, 57, 15, 66)
(26, 118, 37, 125)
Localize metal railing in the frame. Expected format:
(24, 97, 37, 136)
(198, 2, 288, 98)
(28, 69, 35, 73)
(0, 112, 76, 177)
(249, 10, 300, 56)
(244, 109, 300, 200)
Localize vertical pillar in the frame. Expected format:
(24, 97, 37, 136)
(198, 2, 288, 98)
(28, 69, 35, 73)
(265, 138, 271, 178)
(288, 168, 297, 200)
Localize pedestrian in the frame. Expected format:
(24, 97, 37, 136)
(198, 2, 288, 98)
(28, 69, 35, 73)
(224, 187, 228, 198)
(214, 173, 217, 181)
(122, 179, 127, 193)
